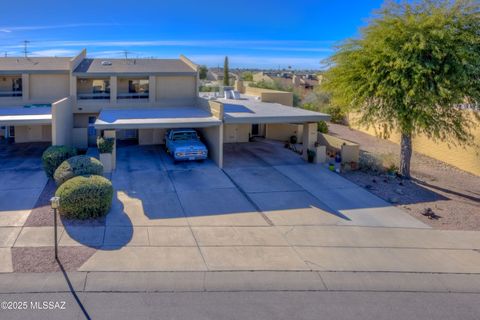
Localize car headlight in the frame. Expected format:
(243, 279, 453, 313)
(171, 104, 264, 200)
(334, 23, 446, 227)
(176, 152, 185, 157)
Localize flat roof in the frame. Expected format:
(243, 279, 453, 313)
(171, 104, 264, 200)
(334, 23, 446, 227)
(95, 107, 222, 130)
(0, 106, 52, 125)
(74, 58, 196, 76)
(0, 57, 71, 74)
(219, 95, 330, 124)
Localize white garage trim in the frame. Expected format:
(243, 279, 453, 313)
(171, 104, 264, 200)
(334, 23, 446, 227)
(0, 107, 52, 126)
(94, 107, 222, 130)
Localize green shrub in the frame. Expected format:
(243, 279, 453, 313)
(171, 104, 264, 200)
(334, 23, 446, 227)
(55, 175, 113, 220)
(97, 136, 114, 153)
(42, 146, 78, 178)
(317, 120, 329, 133)
(53, 155, 104, 186)
(325, 106, 347, 124)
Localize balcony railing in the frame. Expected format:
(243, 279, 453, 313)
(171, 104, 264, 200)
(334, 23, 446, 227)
(77, 92, 111, 100)
(117, 92, 149, 100)
(0, 91, 22, 98)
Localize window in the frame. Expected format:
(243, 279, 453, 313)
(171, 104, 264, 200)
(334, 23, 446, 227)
(128, 79, 149, 94)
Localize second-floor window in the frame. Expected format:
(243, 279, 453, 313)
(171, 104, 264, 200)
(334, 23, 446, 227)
(77, 79, 110, 100)
(118, 78, 149, 99)
(0, 76, 22, 97)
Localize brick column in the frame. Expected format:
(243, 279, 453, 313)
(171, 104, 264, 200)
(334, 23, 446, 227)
(302, 122, 318, 161)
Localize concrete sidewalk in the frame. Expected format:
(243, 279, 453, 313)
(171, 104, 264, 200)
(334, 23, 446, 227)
(1, 271, 480, 293)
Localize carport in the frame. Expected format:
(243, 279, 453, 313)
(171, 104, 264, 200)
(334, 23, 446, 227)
(221, 97, 330, 161)
(0, 106, 52, 143)
(94, 107, 223, 166)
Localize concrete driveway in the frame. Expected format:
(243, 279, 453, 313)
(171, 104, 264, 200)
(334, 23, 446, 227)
(74, 141, 480, 273)
(0, 142, 49, 272)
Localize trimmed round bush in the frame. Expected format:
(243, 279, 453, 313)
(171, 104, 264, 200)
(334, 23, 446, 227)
(55, 175, 113, 220)
(53, 155, 104, 186)
(42, 146, 78, 178)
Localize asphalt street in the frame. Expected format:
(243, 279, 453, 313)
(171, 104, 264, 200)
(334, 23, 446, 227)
(1, 291, 479, 320)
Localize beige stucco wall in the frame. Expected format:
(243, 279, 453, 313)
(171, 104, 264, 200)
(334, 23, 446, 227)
(156, 76, 196, 102)
(349, 111, 480, 176)
(52, 97, 73, 146)
(200, 125, 223, 168)
(265, 123, 302, 141)
(224, 124, 251, 143)
(14, 125, 52, 143)
(72, 128, 88, 149)
(29, 74, 69, 102)
(138, 128, 166, 145)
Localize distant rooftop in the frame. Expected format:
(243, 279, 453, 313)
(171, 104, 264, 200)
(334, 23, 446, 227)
(73, 58, 196, 75)
(0, 57, 71, 73)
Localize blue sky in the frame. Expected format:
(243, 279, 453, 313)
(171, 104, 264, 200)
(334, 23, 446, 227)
(0, 0, 384, 69)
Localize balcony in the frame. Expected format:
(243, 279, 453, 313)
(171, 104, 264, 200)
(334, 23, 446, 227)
(117, 78, 149, 100)
(77, 78, 110, 100)
(0, 76, 22, 98)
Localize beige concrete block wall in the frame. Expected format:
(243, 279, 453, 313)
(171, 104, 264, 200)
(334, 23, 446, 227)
(244, 87, 293, 107)
(349, 111, 480, 176)
(29, 74, 69, 102)
(197, 97, 224, 119)
(14, 125, 52, 143)
(52, 97, 73, 146)
(138, 128, 166, 145)
(199, 125, 223, 168)
(224, 124, 251, 143)
(265, 124, 302, 141)
(317, 132, 360, 164)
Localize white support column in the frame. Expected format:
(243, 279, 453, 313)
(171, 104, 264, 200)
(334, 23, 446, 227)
(104, 130, 116, 171)
(302, 122, 318, 161)
(22, 73, 29, 102)
(149, 75, 156, 103)
(110, 76, 117, 104)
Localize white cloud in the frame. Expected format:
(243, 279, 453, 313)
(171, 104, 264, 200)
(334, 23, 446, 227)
(0, 23, 117, 33)
(30, 49, 79, 57)
(2, 39, 333, 53)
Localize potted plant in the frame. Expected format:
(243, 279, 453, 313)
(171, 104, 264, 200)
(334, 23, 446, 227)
(307, 149, 316, 163)
(97, 136, 115, 173)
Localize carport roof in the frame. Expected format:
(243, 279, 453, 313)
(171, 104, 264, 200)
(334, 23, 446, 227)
(94, 107, 222, 130)
(220, 95, 330, 124)
(0, 106, 52, 125)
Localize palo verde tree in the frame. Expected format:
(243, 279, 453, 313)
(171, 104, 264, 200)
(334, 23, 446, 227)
(322, 0, 480, 178)
(223, 56, 230, 86)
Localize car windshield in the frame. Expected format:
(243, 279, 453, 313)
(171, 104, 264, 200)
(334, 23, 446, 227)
(172, 132, 198, 141)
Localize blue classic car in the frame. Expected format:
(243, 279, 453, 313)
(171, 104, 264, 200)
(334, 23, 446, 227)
(165, 128, 208, 162)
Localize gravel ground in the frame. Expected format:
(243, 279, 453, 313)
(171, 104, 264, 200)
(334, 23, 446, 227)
(12, 247, 96, 272)
(24, 179, 105, 227)
(328, 123, 480, 230)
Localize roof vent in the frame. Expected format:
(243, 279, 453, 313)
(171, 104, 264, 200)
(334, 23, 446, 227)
(101, 61, 112, 66)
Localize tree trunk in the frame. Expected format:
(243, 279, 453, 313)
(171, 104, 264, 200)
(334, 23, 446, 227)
(399, 132, 412, 179)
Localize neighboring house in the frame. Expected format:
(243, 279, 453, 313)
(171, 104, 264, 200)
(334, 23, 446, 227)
(206, 68, 238, 83)
(253, 71, 320, 91)
(0, 49, 329, 168)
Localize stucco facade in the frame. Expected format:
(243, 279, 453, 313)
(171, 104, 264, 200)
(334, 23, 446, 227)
(0, 49, 329, 168)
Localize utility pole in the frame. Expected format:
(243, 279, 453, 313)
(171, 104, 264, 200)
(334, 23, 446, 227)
(22, 40, 30, 58)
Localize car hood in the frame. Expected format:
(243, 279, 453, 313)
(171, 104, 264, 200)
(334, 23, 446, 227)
(172, 140, 207, 150)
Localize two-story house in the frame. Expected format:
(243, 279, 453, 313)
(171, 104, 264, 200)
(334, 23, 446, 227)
(0, 49, 329, 168)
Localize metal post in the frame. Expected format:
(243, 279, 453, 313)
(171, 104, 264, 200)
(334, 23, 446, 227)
(54, 207, 58, 260)
(50, 197, 60, 261)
